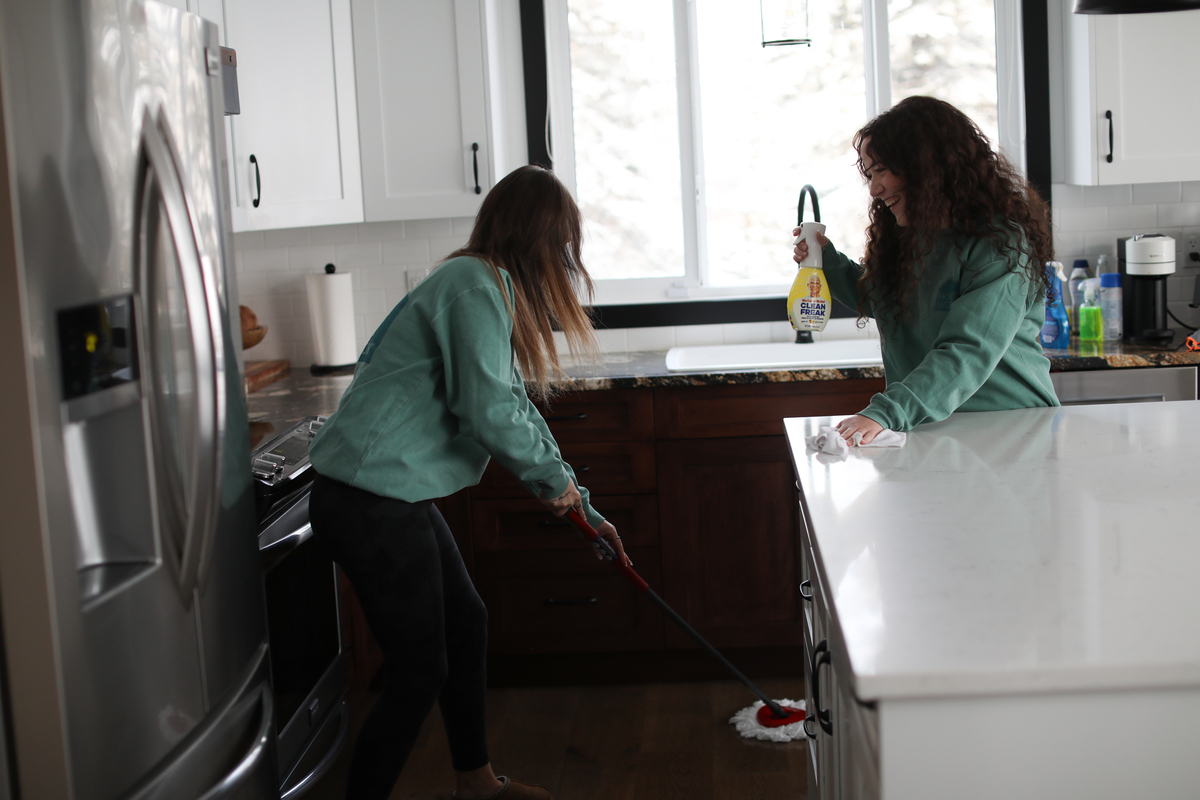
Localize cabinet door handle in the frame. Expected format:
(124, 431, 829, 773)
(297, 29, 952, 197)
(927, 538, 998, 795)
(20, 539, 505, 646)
(574, 465, 590, 474)
(471, 143, 481, 195)
(543, 596, 598, 606)
(802, 715, 818, 740)
(539, 518, 572, 528)
(250, 154, 261, 207)
(812, 639, 833, 735)
(1105, 110, 1113, 164)
(799, 579, 813, 601)
(545, 412, 587, 422)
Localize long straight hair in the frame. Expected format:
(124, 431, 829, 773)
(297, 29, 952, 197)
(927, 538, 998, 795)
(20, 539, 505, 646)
(449, 165, 598, 398)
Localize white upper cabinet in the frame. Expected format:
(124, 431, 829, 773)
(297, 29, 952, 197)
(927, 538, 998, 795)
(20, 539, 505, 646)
(222, 0, 364, 230)
(1051, 3, 1200, 185)
(351, 0, 494, 221)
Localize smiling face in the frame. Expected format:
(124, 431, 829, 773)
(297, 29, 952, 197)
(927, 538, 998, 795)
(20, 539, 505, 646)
(858, 136, 907, 227)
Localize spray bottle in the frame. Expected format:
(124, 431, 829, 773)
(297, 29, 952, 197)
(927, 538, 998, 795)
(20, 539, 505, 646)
(1040, 261, 1071, 350)
(788, 221, 831, 333)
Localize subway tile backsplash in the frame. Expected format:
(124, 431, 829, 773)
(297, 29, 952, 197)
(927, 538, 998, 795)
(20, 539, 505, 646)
(233, 182, 1200, 367)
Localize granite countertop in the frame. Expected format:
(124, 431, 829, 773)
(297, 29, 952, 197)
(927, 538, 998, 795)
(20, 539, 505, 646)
(785, 401, 1200, 700)
(245, 332, 1200, 445)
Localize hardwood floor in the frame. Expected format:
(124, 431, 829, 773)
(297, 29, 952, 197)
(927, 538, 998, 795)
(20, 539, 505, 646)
(304, 679, 809, 800)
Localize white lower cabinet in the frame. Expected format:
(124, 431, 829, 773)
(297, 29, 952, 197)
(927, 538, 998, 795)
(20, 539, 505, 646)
(803, 539, 880, 800)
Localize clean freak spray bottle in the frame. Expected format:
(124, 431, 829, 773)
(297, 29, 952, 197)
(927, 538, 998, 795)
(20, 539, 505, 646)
(789, 221, 831, 332)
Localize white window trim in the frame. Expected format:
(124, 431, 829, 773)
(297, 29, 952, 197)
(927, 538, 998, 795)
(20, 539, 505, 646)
(545, 0, 1026, 307)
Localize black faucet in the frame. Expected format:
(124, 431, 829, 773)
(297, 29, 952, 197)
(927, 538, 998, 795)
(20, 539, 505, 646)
(794, 185, 822, 343)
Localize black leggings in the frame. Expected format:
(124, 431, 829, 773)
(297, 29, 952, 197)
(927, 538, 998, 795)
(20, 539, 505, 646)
(308, 474, 489, 800)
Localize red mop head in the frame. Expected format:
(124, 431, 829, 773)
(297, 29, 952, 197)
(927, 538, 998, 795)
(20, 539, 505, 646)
(756, 703, 806, 728)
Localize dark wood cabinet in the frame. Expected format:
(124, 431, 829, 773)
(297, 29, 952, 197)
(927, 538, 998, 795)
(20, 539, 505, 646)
(657, 436, 803, 649)
(396, 377, 885, 684)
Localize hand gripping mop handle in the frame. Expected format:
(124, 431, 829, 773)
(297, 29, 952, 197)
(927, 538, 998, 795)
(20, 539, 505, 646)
(564, 509, 790, 721)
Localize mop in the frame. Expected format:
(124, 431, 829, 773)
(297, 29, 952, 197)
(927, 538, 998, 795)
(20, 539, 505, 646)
(565, 510, 808, 742)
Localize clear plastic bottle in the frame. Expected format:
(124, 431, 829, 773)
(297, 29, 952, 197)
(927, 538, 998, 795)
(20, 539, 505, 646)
(1100, 273, 1123, 341)
(1066, 259, 1092, 334)
(1078, 281, 1103, 342)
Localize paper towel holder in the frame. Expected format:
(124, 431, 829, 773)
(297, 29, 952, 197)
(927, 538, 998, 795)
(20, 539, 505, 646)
(308, 262, 359, 377)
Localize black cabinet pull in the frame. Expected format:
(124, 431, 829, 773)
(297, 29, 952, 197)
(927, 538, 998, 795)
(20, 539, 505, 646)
(538, 518, 571, 528)
(471, 142, 481, 194)
(799, 579, 813, 601)
(812, 639, 833, 735)
(1105, 110, 1113, 164)
(545, 412, 587, 422)
(543, 596, 598, 606)
(250, 154, 261, 207)
(802, 716, 818, 740)
(248, 153, 260, 208)
(574, 465, 590, 474)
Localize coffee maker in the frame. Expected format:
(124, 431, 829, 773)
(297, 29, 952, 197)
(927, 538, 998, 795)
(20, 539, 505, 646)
(1118, 234, 1176, 344)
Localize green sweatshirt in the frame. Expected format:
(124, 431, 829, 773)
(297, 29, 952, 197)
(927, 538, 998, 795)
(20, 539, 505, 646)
(309, 256, 604, 527)
(821, 231, 1058, 431)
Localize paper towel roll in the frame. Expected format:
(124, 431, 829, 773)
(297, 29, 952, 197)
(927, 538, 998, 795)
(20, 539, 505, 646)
(306, 268, 359, 367)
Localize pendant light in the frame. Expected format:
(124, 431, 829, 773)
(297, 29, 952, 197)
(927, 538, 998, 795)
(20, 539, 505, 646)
(761, 0, 811, 47)
(1075, 0, 1200, 12)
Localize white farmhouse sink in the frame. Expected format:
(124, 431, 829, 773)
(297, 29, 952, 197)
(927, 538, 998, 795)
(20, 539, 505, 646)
(665, 339, 883, 372)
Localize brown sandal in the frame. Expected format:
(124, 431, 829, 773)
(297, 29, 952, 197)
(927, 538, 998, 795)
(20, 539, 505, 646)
(453, 776, 553, 800)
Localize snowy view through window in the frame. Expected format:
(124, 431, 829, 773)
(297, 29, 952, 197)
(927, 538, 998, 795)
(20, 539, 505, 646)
(566, 0, 998, 287)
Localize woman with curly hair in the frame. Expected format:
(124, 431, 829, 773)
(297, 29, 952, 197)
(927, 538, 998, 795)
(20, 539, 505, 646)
(793, 96, 1059, 443)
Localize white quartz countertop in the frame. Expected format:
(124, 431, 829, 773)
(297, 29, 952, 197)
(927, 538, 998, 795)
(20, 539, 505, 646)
(785, 401, 1200, 702)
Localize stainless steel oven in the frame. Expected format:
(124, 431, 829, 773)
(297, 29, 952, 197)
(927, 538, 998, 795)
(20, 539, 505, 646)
(253, 417, 348, 798)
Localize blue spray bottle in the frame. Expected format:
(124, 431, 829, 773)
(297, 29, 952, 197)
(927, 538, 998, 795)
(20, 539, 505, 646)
(1040, 261, 1071, 351)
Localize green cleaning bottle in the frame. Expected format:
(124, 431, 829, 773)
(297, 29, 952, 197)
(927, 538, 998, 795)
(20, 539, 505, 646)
(1078, 280, 1103, 342)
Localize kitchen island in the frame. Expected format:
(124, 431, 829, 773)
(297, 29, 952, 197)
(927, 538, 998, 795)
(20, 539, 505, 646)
(784, 402, 1200, 799)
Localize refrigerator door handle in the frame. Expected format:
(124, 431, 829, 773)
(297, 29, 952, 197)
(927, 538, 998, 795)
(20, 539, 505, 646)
(140, 107, 223, 606)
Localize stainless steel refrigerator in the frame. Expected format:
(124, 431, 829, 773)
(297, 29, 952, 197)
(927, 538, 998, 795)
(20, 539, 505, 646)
(0, 1, 277, 798)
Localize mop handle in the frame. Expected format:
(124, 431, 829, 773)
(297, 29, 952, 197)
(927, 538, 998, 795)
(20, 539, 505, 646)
(563, 509, 789, 720)
(565, 508, 648, 591)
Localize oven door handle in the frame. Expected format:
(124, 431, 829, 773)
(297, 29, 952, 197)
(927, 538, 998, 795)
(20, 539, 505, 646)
(258, 489, 313, 563)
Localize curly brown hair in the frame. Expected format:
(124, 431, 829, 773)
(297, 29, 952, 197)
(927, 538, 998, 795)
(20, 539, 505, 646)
(852, 96, 1054, 325)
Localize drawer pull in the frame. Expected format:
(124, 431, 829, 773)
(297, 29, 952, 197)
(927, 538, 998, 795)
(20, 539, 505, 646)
(546, 412, 587, 422)
(574, 465, 590, 474)
(799, 579, 812, 601)
(543, 596, 598, 606)
(812, 639, 833, 735)
(539, 519, 572, 528)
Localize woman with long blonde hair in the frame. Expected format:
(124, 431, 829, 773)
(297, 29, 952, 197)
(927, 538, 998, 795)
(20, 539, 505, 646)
(309, 166, 624, 800)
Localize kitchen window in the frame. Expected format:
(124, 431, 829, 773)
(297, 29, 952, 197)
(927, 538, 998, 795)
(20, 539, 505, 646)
(543, 0, 1027, 306)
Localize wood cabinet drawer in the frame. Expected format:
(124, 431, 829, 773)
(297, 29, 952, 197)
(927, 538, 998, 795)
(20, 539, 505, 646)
(654, 379, 884, 439)
(472, 495, 659, 552)
(534, 388, 654, 442)
(473, 441, 656, 497)
(475, 549, 664, 654)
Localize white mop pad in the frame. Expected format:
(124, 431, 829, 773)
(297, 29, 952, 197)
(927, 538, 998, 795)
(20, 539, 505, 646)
(805, 425, 906, 456)
(729, 699, 808, 742)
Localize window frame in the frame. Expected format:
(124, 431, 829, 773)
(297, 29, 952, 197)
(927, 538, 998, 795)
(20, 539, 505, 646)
(531, 0, 1043, 318)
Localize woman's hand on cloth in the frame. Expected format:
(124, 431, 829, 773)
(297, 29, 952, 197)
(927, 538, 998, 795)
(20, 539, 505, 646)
(836, 414, 884, 445)
(792, 226, 830, 263)
(592, 520, 632, 567)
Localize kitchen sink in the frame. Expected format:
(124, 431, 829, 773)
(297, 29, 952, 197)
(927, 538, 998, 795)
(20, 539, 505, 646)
(665, 338, 883, 372)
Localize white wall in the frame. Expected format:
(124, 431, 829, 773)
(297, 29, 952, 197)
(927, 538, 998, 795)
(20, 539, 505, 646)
(1051, 179, 1200, 328)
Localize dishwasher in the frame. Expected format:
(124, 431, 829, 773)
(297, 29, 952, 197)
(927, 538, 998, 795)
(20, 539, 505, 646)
(252, 416, 349, 798)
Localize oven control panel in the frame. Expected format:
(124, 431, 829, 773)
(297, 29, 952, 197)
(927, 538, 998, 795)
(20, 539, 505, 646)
(251, 415, 326, 485)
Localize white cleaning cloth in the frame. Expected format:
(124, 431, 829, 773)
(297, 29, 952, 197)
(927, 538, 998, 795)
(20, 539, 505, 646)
(729, 699, 807, 742)
(805, 425, 906, 456)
